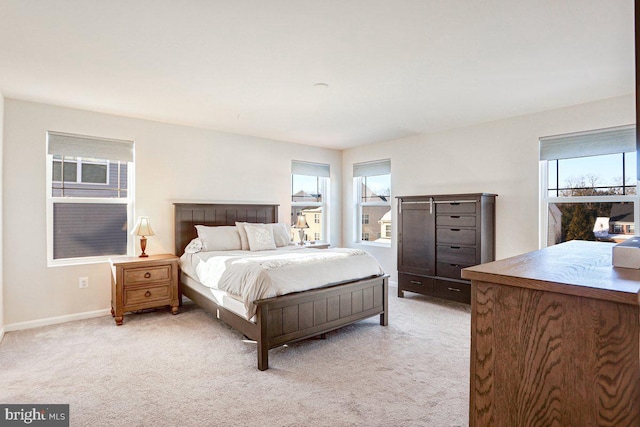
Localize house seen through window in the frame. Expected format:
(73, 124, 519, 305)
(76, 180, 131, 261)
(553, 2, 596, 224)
(291, 161, 329, 243)
(47, 132, 134, 263)
(540, 125, 637, 247)
(354, 159, 391, 245)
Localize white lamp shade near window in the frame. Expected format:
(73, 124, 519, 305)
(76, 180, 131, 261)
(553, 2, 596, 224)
(294, 215, 309, 229)
(131, 216, 155, 237)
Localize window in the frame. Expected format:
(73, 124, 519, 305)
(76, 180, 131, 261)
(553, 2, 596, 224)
(540, 125, 637, 247)
(47, 132, 134, 264)
(291, 161, 330, 243)
(354, 159, 391, 245)
(53, 156, 108, 185)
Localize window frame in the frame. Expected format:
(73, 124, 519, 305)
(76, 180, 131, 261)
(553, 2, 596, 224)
(46, 136, 135, 267)
(539, 144, 639, 249)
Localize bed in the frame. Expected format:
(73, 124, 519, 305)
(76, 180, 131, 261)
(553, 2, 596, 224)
(174, 202, 389, 370)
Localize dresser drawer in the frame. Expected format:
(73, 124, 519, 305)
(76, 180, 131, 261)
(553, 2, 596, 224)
(433, 279, 471, 304)
(124, 283, 172, 306)
(398, 273, 434, 294)
(436, 262, 472, 280)
(436, 215, 476, 227)
(124, 265, 171, 285)
(437, 245, 476, 264)
(437, 228, 476, 245)
(437, 202, 476, 214)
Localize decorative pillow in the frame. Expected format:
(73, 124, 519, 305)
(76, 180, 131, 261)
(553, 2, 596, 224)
(195, 225, 242, 251)
(244, 223, 277, 251)
(235, 222, 251, 250)
(184, 237, 203, 254)
(269, 223, 291, 247)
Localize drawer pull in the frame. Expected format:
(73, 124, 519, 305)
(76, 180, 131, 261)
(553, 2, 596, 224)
(451, 228, 460, 231)
(451, 216, 460, 219)
(144, 272, 151, 279)
(145, 291, 152, 297)
(447, 287, 461, 292)
(450, 264, 460, 267)
(450, 246, 461, 249)
(410, 280, 423, 285)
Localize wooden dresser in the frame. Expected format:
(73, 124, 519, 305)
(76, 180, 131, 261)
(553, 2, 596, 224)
(109, 254, 179, 325)
(396, 193, 496, 303)
(462, 240, 640, 426)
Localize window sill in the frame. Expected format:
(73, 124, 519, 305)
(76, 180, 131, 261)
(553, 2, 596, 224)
(355, 241, 391, 248)
(48, 254, 130, 268)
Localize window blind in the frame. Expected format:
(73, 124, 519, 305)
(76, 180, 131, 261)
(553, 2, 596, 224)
(291, 160, 330, 177)
(353, 159, 391, 177)
(539, 125, 635, 161)
(47, 131, 134, 163)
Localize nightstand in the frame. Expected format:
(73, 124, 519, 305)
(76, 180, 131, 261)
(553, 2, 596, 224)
(303, 241, 330, 249)
(109, 254, 179, 325)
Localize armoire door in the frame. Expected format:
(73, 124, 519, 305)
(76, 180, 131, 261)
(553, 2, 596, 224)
(398, 199, 435, 276)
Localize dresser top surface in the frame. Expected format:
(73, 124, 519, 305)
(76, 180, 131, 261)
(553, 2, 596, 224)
(462, 240, 640, 306)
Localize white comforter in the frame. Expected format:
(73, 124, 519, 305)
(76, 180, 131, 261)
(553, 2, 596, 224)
(180, 246, 384, 319)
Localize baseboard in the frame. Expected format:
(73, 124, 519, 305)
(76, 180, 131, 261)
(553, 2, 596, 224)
(5, 308, 111, 332)
(0, 326, 5, 343)
(389, 280, 398, 288)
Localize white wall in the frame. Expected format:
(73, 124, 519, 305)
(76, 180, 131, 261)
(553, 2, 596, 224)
(342, 94, 635, 283)
(3, 99, 342, 326)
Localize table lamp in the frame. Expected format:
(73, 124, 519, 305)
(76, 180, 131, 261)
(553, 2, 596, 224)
(294, 214, 309, 245)
(131, 216, 154, 257)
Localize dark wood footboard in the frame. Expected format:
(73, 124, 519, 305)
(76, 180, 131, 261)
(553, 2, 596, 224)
(254, 274, 388, 370)
(181, 274, 388, 370)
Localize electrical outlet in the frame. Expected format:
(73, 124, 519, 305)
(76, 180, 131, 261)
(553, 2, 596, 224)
(79, 277, 89, 288)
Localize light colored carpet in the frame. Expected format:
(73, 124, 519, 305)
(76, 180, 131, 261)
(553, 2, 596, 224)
(0, 287, 471, 426)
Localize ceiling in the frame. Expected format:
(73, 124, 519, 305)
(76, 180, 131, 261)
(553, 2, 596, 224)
(0, 0, 634, 150)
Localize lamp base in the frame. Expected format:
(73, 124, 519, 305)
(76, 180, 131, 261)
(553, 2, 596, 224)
(139, 236, 149, 257)
(298, 228, 305, 245)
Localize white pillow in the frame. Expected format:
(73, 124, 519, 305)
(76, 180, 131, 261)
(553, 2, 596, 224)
(244, 223, 277, 251)
(184, 237, 203, 254)
(235, 222, 251, 250)
(195, 225, 242, 251)
(269, 223, 291, 247)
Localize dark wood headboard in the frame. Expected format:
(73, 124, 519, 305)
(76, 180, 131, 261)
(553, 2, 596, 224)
(173, 203, 279, 255)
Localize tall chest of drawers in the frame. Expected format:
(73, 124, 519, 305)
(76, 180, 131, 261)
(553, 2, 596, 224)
(397, 193, 496, 304)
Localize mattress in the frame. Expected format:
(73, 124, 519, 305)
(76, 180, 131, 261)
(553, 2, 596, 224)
(180, 271, 249, 320)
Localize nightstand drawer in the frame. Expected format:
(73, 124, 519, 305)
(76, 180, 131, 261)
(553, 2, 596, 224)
(124, 265, 171, 285)
(124, 283, 172, 306)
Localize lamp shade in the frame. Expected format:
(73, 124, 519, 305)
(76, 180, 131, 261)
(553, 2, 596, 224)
(131, 216, 155, 236)
(294, 215, 309, 229)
